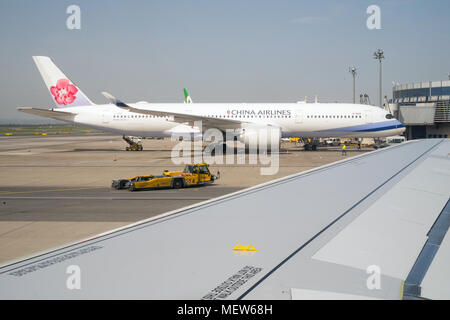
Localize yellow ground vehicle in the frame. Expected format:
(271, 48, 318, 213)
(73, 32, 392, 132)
(115, 164, 217, 191)
(123, 135, 143, 151)
(340, 137, 353, 146)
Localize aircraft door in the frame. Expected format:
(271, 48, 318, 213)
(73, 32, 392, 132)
(102, 112, 112, 124)
(365, 110, 374, 124)
(295, 110, 303, 123)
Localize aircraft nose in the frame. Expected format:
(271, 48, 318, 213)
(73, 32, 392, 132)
(394, 119, 406, 134)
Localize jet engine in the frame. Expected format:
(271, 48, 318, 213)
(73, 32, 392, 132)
(238, 124, 281, 152)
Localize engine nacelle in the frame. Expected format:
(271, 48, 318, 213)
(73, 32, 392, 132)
(238, 124, 281, 151)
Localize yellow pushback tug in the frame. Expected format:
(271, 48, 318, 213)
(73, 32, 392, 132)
(112, 164, 218, 191)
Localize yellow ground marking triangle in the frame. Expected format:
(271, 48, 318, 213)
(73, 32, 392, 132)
(233, 244, 258, 251)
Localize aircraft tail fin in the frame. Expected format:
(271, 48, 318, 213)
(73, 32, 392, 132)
(184, 88, 193, 104)
(32, 56, 94, 107)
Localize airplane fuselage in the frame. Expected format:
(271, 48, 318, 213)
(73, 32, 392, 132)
(60, 102, 405, 138)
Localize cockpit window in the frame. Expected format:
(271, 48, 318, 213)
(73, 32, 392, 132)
(385, 113, 394, 119)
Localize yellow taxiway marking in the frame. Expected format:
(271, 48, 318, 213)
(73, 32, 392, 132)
(233, 244, 259, 252)
(0, 187, 105, 195)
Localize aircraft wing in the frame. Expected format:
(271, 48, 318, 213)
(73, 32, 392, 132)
(102, 91, 244, 129)
(123, 105, 244, 129)
(18, 107, 76, 121)
(0, 139, 449, 299)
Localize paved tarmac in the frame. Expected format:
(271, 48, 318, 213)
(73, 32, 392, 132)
(0, 134, 370, 263)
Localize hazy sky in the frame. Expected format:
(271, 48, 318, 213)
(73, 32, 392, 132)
(1, 0, 449, 122)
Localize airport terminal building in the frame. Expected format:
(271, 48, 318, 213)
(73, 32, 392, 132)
(391, 80, 450, 140)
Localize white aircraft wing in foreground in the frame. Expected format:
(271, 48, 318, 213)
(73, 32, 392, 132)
(0, 139, 449, 299)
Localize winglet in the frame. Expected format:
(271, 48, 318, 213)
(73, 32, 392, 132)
(101, 92, 130, 108)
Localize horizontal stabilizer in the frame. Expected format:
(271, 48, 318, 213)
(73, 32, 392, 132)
(18, 107, 76, 121)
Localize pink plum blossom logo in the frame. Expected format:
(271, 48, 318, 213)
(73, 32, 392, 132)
(50, 79, 78, 105)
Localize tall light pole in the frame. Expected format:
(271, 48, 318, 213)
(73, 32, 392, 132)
(373, 49, 385, 107)
(349, 67, 357, 104)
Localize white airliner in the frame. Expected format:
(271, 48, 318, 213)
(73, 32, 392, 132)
(20, 56, 405, 150)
